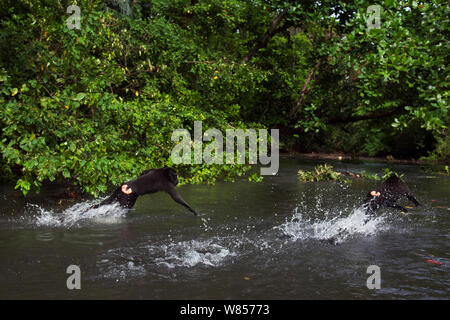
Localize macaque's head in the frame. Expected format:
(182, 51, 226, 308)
(370, 190, 381, 197)
(166, 167, 179, 186)
(121, 184, 133, 194)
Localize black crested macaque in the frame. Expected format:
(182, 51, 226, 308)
(363, 175, 420, 214)
(91, 167, 197, 215)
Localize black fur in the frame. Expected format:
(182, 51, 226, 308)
(91, 167, 196, 215)
(363, 175, 420, 213)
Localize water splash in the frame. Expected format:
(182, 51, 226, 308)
(155, 239, 236, 268)
(200, 216, 212, 232)
(98, 258, 146, 281)
(97, 237, 238, 280)
(94, 201, 393, 281)
(27, 200, 127, 228)
(277, 206, 388, 244)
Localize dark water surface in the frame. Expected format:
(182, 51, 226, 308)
(0, 159, 448, 299)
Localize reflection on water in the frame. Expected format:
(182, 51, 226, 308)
(0, 159, 448, 299)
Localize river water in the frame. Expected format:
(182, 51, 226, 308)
(0, 159, 448, 299)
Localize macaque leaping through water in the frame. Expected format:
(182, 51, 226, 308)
(363, 174, 420, 214)
(89, 167, 197, 215)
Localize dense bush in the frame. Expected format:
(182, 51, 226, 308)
(0, 0, 256, 195)
(0, 0, 448, 196)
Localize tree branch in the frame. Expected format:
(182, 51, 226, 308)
(288, 58, 322, 118)
(242, 8, 289, 63)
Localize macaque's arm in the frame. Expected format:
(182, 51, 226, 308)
(407, 194, 420, 206)
(387, 203, 408, 212)
(167, 186, 197, 215)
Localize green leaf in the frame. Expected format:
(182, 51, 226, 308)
(62, 169, 71, 178)
(74, 93, 86, 101)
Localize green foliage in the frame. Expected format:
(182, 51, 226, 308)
(248, 172, 264, 182)
(297, 165, 404, 184)
(381, 168, 403, 180)
(0, 0, 259, 196)
(359, 168, 403, 181)
(0, 0, 447, 196)
(421, 130, 450, 163)
(291, 1, 448, 158)
(297, 164, 344, 182)
(359, 171, 380, 181)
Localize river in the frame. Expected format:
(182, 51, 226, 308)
(0, 159, 448, 299)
